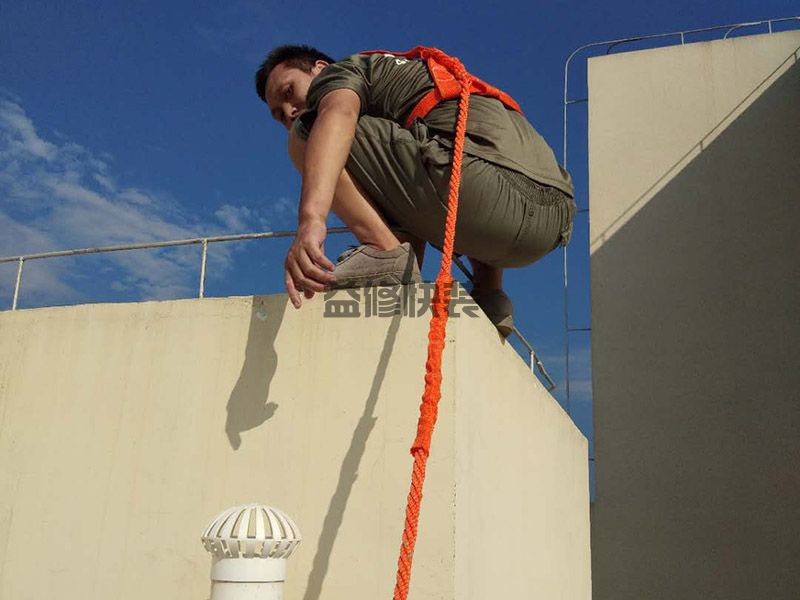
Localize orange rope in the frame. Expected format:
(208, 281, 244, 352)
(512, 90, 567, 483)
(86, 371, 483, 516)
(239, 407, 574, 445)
(392, 49, 472, 600)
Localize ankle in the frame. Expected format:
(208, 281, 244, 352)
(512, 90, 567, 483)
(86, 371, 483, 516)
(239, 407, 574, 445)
(366, 241, 401, 252)
(357, 232, 401, 252)
(469, 259, 503, 292)
(472, 278, 503, 295)
(474, 280, 502, 290)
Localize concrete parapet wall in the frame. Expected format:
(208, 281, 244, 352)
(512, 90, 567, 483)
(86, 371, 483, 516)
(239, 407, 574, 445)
(0, 288, 589, 599)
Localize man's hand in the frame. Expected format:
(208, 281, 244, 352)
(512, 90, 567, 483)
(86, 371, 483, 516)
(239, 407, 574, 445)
(284, 217, 336, 308)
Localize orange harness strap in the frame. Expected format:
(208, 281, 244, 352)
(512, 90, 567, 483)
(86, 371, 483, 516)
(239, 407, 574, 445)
(387, 48, 472, 600)
(361, 46, 522, 128)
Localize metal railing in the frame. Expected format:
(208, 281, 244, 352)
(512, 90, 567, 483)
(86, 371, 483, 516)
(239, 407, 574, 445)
(560, 14, 800, 414)
(0, 227, 556, 390)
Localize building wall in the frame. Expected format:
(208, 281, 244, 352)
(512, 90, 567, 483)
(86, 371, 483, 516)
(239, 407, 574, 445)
(455, 304, 591, 600)
(0, 289, 589, 599)
(588, 31, 800, 599)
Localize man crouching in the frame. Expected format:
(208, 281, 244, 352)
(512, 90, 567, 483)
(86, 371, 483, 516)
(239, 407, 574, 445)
(255, 44, 575, 337)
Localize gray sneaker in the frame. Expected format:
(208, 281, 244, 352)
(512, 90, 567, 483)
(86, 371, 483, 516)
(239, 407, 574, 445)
(330, 242, 421, 289)
(473, 288, 514, 338)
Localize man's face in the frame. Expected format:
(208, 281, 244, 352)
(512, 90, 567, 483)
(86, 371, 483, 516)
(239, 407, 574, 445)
(265, 60, 328, 130)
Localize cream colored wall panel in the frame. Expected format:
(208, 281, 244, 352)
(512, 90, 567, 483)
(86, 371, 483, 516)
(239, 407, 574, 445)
(0, 289, 589, 599)
(589, 31, 800, 600)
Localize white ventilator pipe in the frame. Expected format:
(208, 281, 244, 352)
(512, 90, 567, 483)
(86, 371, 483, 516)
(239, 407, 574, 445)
(201, 504, 302, 600)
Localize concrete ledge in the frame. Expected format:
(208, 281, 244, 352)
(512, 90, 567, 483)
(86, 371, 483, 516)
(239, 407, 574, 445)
(0, 287, 589, 599)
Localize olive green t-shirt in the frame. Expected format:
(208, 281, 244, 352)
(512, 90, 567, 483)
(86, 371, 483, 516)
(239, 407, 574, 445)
(292, 52, 574, 197)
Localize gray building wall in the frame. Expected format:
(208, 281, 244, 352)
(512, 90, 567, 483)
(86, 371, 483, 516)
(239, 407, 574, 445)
(588, 31, 800, 599)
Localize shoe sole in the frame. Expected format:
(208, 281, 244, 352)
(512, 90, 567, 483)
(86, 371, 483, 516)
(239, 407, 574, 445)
(330, 271, 422, 289)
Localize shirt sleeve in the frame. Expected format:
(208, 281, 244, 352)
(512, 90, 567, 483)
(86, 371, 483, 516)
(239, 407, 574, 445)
(295, 55, 370, 135)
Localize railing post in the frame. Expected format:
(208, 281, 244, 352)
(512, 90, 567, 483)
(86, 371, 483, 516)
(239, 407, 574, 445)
(12, 257, 24, 310)
(199, 239, 208, 299)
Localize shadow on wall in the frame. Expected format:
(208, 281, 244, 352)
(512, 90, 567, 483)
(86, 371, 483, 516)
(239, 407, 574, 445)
(225, 296, 287, 450)
(302, 312, 403, 600)
(590, 52, 800, 599)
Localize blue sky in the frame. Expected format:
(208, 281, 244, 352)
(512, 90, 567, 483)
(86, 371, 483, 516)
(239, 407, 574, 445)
(1, 1, 797, 466)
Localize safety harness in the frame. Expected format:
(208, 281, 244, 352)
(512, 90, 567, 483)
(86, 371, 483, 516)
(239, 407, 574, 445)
(361, 46, 522, 128)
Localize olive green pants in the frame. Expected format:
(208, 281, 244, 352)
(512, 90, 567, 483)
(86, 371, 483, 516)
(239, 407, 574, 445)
(345, 115, 576, 268)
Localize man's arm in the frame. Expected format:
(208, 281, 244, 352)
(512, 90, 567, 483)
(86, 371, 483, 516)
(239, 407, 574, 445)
(298, 88, 361, 223)
(284, 88, 362, 308)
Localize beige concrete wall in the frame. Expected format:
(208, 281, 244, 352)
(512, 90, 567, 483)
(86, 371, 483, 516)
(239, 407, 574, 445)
(455, 313, 591, 599)
(0, 287, 589, 599)
(588, 32, 800, 599)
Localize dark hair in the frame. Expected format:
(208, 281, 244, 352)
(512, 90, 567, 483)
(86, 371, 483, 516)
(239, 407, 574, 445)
(254, 45, 335, 103)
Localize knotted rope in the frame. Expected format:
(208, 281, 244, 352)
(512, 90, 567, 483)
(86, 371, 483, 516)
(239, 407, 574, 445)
(392, 48, 472, 600)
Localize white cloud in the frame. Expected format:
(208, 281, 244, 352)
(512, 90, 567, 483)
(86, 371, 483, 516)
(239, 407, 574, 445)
(214, 195, 299, 234)
(215, 204, 253, 232)
(0, 98, 286, 307)
(0, 100, 57, 160)
(0, 212, 76, 302)
(92, 173, 116, 193)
